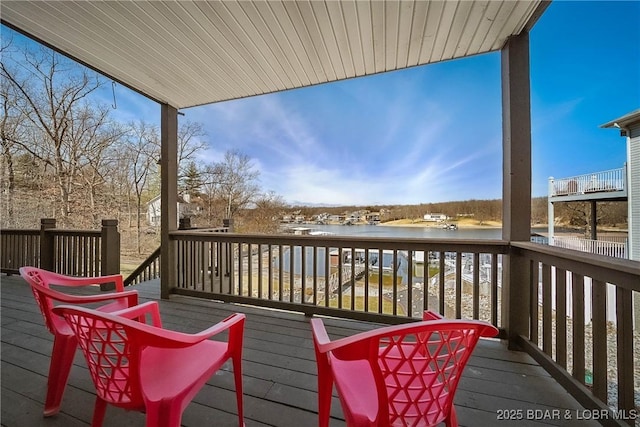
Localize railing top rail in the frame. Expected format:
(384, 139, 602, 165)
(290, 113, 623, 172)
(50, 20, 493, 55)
(169, 230, 509, 253)
(0, 229, 40, 235)
(46, 229, 102, 236)
(184, 227, 229, 233)
(550, 166, 625, 183)
(512, 241, 639, 291)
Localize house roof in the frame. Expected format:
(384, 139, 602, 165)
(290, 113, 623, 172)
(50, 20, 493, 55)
(1, 1, 547, 110)
(601, 108, 640, 129)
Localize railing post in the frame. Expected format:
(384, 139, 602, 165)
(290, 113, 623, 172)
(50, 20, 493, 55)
(221, 218, 233, 293)
(39, 218, 56, 271)
(179, 217, 192, 230)
(100, 219, 120, 291)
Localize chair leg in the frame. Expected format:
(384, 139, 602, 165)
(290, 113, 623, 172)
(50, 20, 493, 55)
(445, 406, 459, 427)
(91, 396, 107, 427)
(232, 354, 245, 426)
(43, 334, 77, 416)
(145, 399, 182, 427)
(316, 358, 333, 427)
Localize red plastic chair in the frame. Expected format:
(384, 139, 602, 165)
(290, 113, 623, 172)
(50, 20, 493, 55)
(52, 301, 246, 427)
(311, 311, 499, 427)
(19, 266, 139, 416)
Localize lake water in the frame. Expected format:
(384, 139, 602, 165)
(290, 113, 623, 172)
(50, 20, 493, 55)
(287, 223, 504, 240)
(278, 224, 502, 278)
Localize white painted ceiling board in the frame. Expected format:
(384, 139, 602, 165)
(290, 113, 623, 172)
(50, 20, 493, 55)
(1, 0, 546, 109)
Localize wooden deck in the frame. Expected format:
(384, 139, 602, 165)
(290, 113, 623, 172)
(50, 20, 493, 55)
(1, 274, 599, 427)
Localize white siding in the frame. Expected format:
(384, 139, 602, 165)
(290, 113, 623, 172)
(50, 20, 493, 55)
(628, 123, 640, 261)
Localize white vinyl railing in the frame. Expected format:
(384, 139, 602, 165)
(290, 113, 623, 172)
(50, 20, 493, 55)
(550, 165, 626, 197)
(552, 236, 628, 259)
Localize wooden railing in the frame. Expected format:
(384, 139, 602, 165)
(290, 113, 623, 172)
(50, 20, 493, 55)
(169, 230, 509, 327)
(124, 247, 161, 286)
(0, 219, 120, 283)
(122, 224, 229, 286)
(512, 242, 639, 425)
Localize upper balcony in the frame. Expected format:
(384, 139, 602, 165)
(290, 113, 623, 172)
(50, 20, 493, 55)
(549, 165, 628, 203)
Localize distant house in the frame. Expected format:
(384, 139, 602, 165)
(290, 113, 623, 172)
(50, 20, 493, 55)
(423, 213, 448, 222)
(147, 194, 193, 227)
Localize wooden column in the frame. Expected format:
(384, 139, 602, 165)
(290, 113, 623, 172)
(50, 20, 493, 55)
(160, 104, 178, 299)
(501, 32, 532, 348)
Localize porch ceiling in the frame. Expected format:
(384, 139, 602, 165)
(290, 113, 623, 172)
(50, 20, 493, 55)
(1, 1, 546, 109)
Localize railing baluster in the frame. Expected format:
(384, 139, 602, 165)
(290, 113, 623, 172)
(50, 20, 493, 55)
(572, 272, 586, 384)
(407, 249, 413, 318)
(278, 245, 284, 301)
(238, 242, 244, 297)
(616, 286, 634, 419)
(392, 250, 398, 316)
(455, 252, 462, 319)
(289, 244, 294, 303)
(377, 249, 383, 314)
(473, 252, 480, 320)
(555, 268, 567, 368)
(364, 249, 370, 312)
(542, 264, 552, 356)
(267, 245, 273, 300)
(530, 259, 539, 344)
(423, 250, 430, 313)
(350, 247, 355, 311)
(491, 254, 498, 326)
(591, 279, 607, 403)
(258, 244, 264, 299)
(438, 252, 445, 316)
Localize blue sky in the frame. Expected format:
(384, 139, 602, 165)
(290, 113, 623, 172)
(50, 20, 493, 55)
(4, 1, 639, 206)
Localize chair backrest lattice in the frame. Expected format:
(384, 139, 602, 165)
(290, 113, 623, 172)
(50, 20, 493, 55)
(65, 313, 139, 406)
(313, 313, 498, 427)
(22, 269, 56, 333)
(377, 329, 475, 427)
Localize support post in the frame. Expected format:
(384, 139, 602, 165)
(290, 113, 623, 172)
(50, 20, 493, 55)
(100, 219, 120, 290)
(39, 218, 56, 271)
(160, 104, 178, 299)
(501, 32, 532, 349)
(590, 201, 597, 240)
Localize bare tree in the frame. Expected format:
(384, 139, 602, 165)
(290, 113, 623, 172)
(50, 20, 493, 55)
(122, 121, 159, 253)
(242, 191, 288, 233)
(177, 121, 207, 173)
(0, 60, 25, 226)
(1, 45, 106, 224)
(215, 150, 261, 219)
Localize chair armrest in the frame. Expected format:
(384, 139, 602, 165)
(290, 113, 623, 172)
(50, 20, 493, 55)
(422, 310, 444, 321)
(192, 313, 246, 341)
(139, 313, 246, 348)
(47, 272, 125, 292)
(311, 318, 372, 354)
(310, 318, 331, 348)
(38, 284, 138, 306)
(110, 301, 162, 327)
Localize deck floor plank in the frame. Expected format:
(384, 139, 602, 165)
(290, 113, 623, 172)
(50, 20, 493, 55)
(1, 274, 600, 427)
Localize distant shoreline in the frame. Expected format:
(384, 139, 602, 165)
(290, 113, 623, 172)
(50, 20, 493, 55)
(377, 219, 628, 233)
(379, 219, 501, 229)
